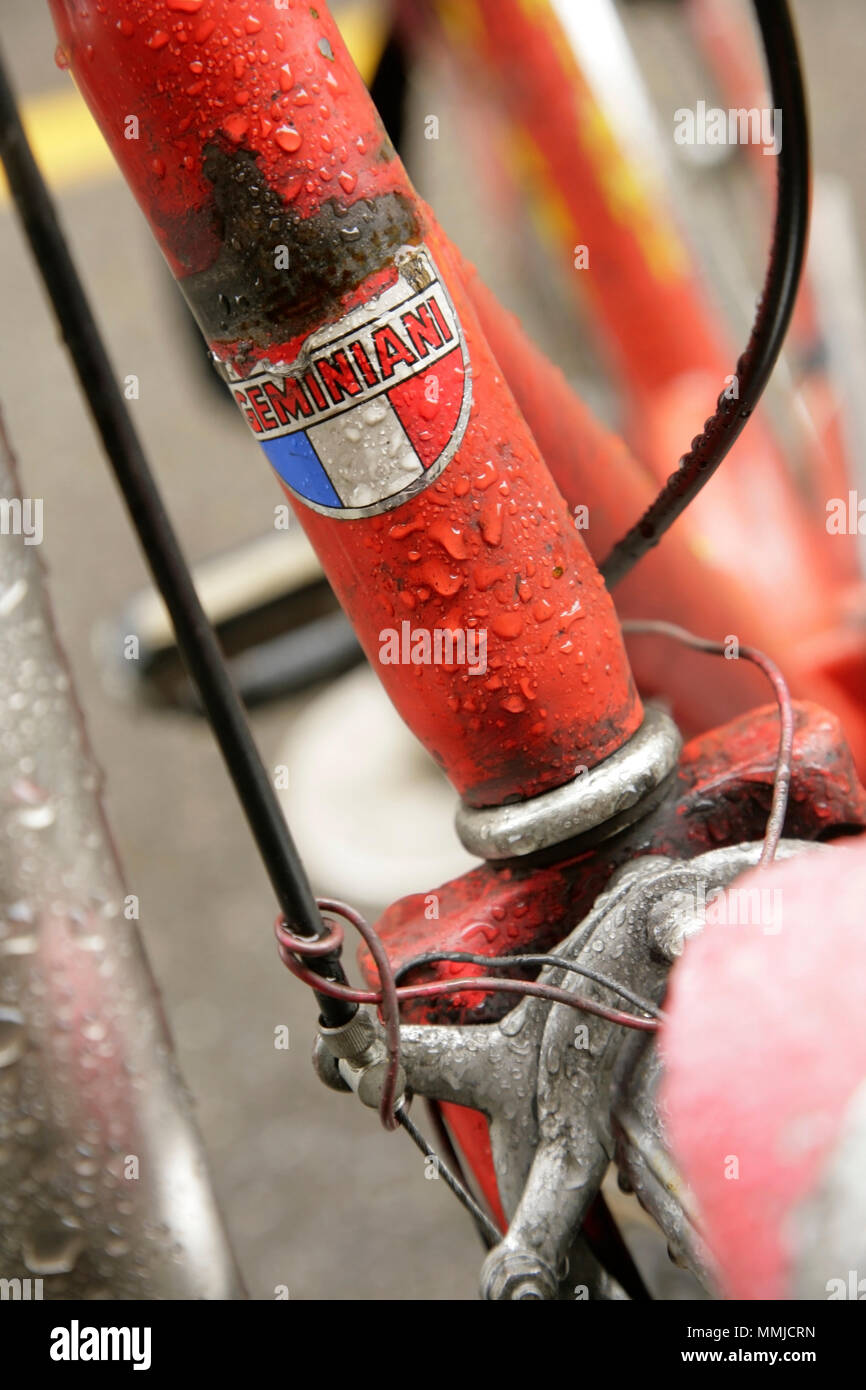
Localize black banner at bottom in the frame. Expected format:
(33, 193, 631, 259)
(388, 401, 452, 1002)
(3, 1296, 862, 1376)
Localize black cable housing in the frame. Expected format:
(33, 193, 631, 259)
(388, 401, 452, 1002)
(600, 0, 810, 587)
(0, 47, 354, 1028)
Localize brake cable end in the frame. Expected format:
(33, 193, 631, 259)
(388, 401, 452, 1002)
(314, 1008, 408, 1122)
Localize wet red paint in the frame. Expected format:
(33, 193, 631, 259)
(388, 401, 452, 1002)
(51, 0, 403, 276)
(49, 0, 642, 808)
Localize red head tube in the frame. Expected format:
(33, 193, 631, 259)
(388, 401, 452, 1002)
(49, 0, 642, 809)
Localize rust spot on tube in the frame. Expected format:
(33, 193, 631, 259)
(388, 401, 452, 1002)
(182, 143, 420, 349)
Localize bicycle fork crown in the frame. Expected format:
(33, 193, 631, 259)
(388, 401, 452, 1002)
(456, 705, 682, 859)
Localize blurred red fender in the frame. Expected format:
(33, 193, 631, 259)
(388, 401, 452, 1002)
(662, 841, 866, 1299)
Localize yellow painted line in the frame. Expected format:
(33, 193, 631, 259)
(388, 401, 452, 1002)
(0, 0, 388, 206)
(0, 87, 113, 204)
(337, 0, 390, 85)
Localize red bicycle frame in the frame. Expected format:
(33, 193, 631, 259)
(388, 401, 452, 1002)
(47, 0, 866, 1242)
(50, 0, 645, 810)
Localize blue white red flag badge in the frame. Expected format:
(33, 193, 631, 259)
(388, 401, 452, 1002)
(222, 245, 473, 518)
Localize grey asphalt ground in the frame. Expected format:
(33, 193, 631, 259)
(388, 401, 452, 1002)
(1, 0, 864, 1300)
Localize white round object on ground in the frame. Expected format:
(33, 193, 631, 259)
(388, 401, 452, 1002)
(276, 665, 477, 919)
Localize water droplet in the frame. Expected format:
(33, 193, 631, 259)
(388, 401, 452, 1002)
(480, 501, 504, 546)
(0, 1010, 25, 1068)
(275, 125, 302, 153)
(491, 613, 524, 639)
(474, 461, 498, 491)
(501, 695, 526, 714)
(0, 935, 37, 957)
(223, 114, 249, 143)
(16, 802, 56, 830)
(421, 561, 463, 598)
(533, 599, 553, 622)
(23, 1224, 83, 1275)
(428, 519, 468, 560)
(0, 578, 28, 616)
(362, 401, 388, 427)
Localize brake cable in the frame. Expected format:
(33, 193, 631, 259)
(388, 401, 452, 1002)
(600, 0, 810, 587)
